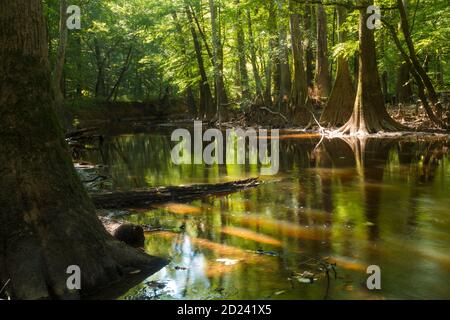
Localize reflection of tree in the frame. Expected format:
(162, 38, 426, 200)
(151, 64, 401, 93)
(342, 137, 395, 242)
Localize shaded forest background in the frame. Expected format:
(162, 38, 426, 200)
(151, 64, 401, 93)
(45, 0, 449, 128)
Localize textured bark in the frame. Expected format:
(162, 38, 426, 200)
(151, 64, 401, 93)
(320, 7, 355, 127)
(339, 0, 404, 135)
(0, 0, 166, 300)
(315, 4, 331, 99)
(52, 0, 68, 104)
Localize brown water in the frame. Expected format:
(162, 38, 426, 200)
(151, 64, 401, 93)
(84, 126, 450, 300)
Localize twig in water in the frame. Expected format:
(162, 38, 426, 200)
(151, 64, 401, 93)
(0, 279, 10, 296)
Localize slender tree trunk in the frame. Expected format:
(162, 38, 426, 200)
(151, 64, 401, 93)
(172, 11, 197, 116)
(304, 4, 315, 89)
(321, 7, 355, 127)
(235, 0, 250, 106)
(384, 20, 446, 128)
(107, 46, 133, 102)
(396, 0, 441, 113)
(53, 0, 69, 104)
(339, 0, 404, 135)
(94, 39, 106, 98)
(277, 0, 291, 112)
(289, 10, 308, 111)
(395, 0, 413, 104)
(0, 0, 165, 300)
(75, 34, 83, 97)
(315, 4, 331, 99)
(247, 10, 264, 102)
(185, 4, 214, 119)
(209, 0, 228, 120)
(265, 1, 278, 106)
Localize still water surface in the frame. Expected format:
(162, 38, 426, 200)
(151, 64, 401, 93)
(83, 125, 450, 300)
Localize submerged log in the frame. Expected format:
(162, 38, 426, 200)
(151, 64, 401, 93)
(92, 178, 261, 209)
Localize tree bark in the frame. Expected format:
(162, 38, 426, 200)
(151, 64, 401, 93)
(185, 4, 214, 119)
(52, 0, 69, 104)
(315, 4, 331, 99)
(209, 0, 228, 120)
(247, 9, 264, 102)
(0, 0, 165, 300)
(320, 7, 355, 127)
(396, 0, 442, 113)
(339, 0, 404, 135)
(235, 0, 250, 106)
(289, 10, 308, 111)
(304, 4, 315, 89)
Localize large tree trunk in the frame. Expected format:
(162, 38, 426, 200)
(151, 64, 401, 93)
(0, 0, 165, 300)
(276, 0, 291, 113)
(320, 7, 355, 127)
(339, 0, 404, 135)
(315, 4, 331, 99)
(52, 0, 68, 105)
(290, 7, 310, 124)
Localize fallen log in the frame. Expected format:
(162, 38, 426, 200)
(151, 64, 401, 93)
(65, 127, 99, 139)
(92, 177, 261, 209)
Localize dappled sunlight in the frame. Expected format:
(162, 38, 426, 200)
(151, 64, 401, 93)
(221, 226, 282, 247)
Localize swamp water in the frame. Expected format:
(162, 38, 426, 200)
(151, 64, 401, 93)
(82, 125, 450, 300)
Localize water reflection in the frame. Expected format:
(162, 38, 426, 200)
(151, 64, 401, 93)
(83, 130, 450, 300)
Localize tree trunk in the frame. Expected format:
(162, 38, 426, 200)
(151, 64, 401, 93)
(396, 0, 442, 113)
(209, 0, 228, 120)
(94, 39, 106, 98)
(235, 0, 250, 106)
(339, 0, 404, 135)
(396, 62, 413, 104)
(315, 4, 331, 99)
(185, 4, 214, 119)
(304, 4, 315, 89)
(52, 0, 69, 105)
(277, 0, 291, 112)
(0, 0, 165, 300)
(320, 7, 355, 127)
(172, 11, 197, 117)
(247, 9, 264, 102)
(107, 46, 133, 102)
(289, 10, 308, 112)
(265, 1, 278, 106)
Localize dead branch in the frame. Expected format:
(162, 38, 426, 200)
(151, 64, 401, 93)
(92, 178, 261, 209)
